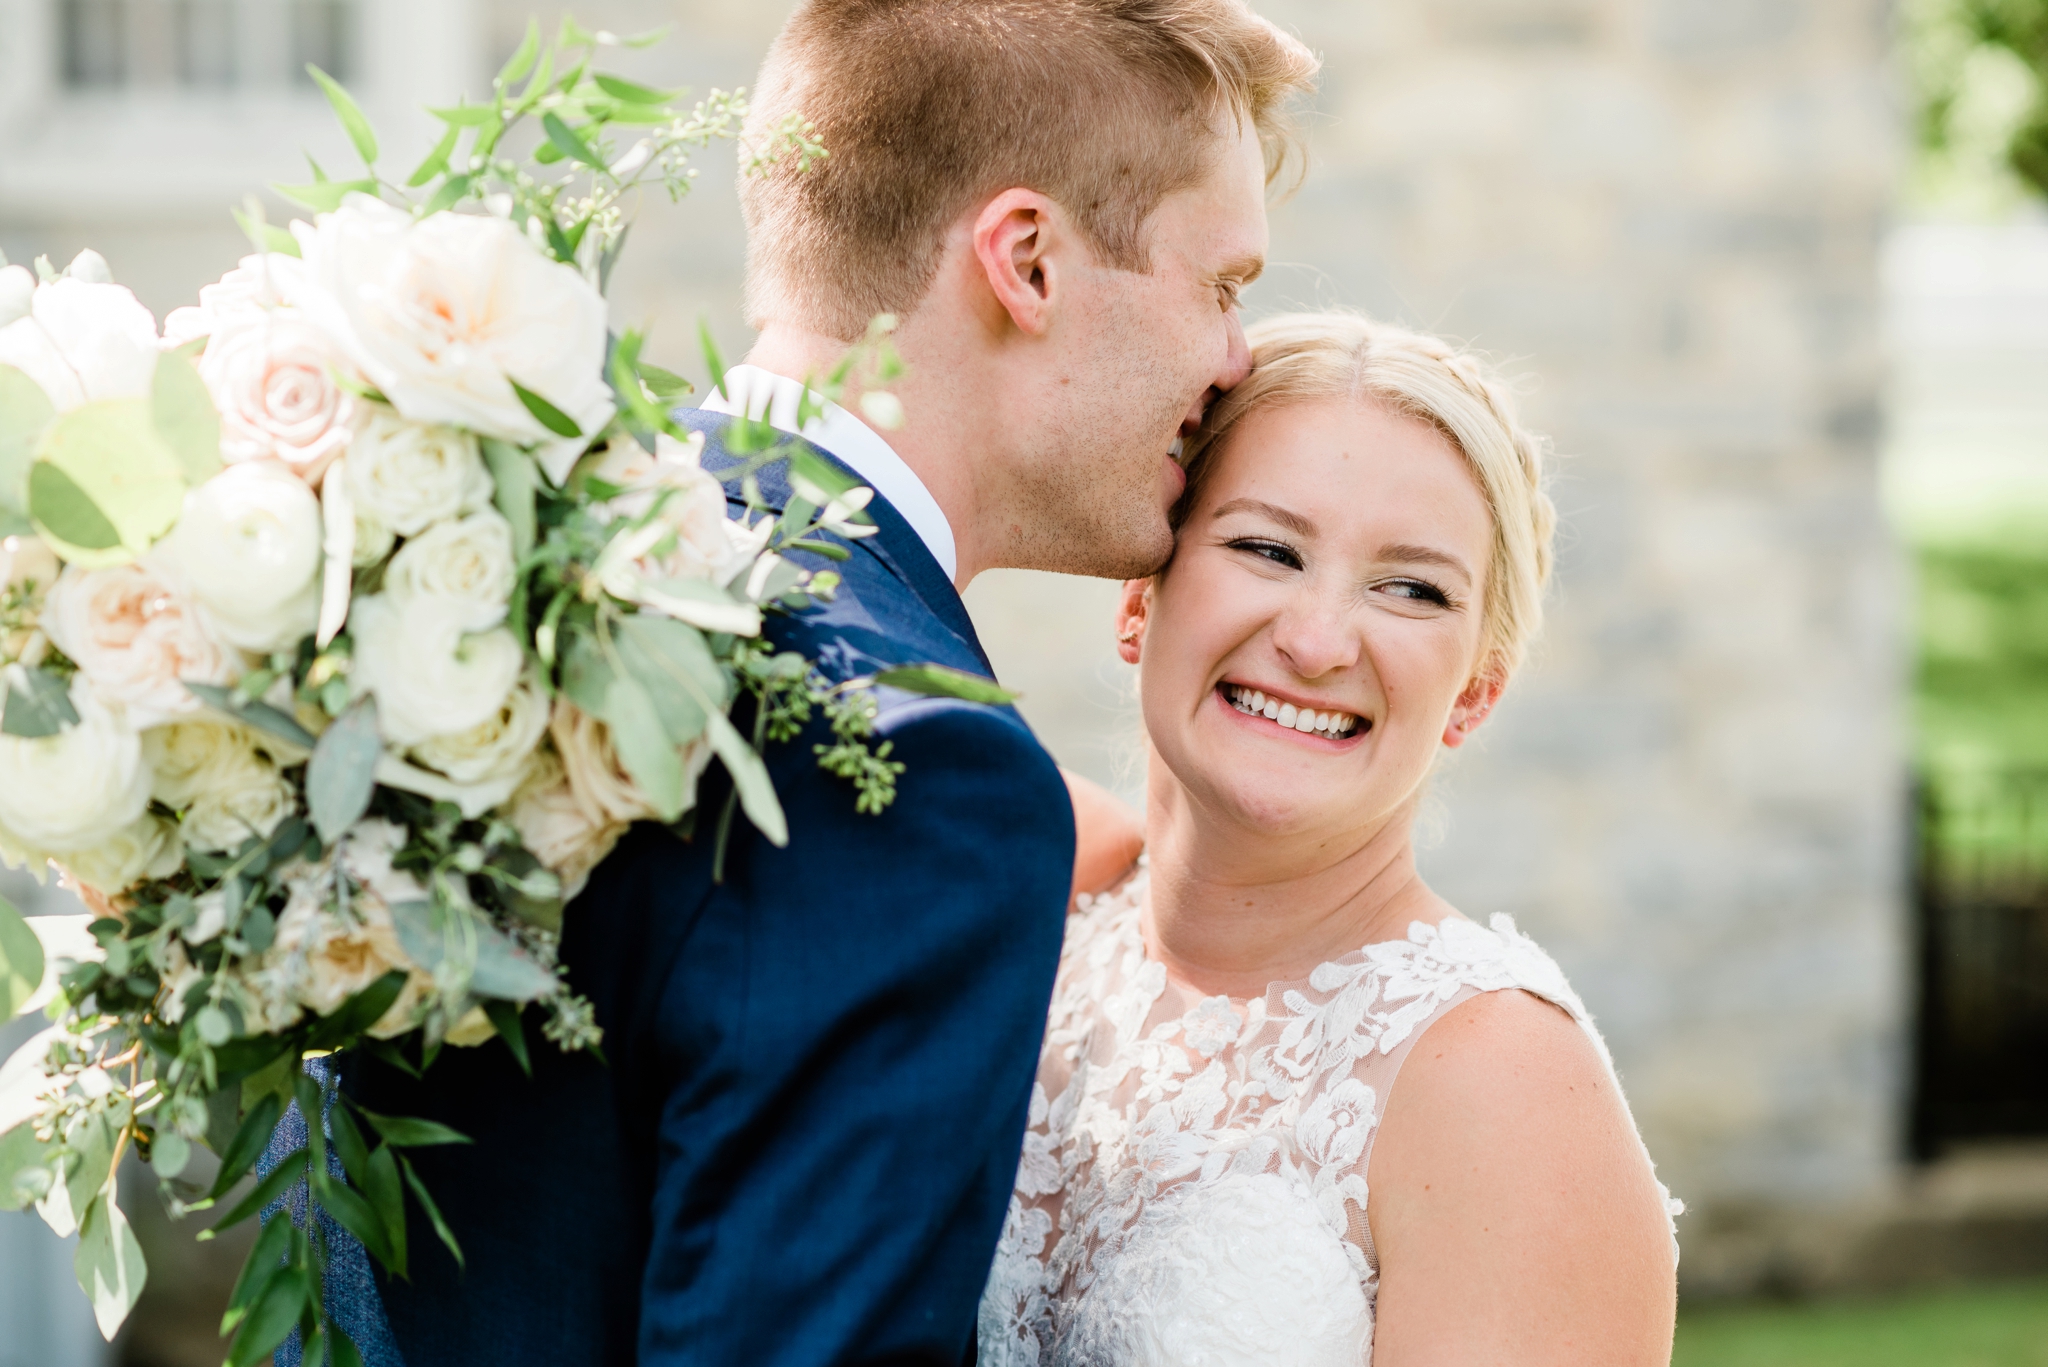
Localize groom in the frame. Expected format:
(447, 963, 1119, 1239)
(334, 2, 1316, 1362)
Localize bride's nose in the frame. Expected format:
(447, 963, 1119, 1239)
(1268, 589, 1360, 681)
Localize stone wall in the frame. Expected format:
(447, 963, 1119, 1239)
(0, 0, 1915, 1301)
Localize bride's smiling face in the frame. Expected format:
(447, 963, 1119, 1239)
(1127, 395, 1499, 842)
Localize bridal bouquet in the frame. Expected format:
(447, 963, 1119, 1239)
(0, 22, 995, 1363)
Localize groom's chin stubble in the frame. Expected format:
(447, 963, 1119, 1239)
(1012, 500, 1176, 579)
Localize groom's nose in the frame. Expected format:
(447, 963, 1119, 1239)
(1217, 310, 1253, 393)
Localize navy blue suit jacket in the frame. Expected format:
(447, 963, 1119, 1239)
(319, 412, 1073, 1365)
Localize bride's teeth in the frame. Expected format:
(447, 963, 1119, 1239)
(1294, 710, 1316, 733)
(1262, 698, 1281, 720)
(1276, 703, 1297, 729)
(1251, 690, 1265, 712)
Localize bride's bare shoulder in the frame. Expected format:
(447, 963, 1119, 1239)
(1367, 988, 1675, 1365)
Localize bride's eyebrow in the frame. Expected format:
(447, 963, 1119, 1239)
(1210, 497, 1314, 537)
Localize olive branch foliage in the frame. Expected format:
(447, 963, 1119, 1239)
(0, 20, 1013, 1366)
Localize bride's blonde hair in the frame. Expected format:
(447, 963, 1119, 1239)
(1176, 312, 1558, 682)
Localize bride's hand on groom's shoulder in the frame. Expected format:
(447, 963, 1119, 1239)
(1062, 769, 1145, 903)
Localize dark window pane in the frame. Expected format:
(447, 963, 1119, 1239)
(61, 0, 128, 87)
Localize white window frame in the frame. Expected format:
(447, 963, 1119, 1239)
(0, 0, 482, 217)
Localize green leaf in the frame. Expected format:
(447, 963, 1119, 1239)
(398, 1153, 464, 1269)
(560, 630, 615, 718)
(353, 1108, 471, 1149)
(602, 102, 678, 127)
(74, 1191, 148, 1340)
(698, 318, 728, 401)
(306, 64, 378, 165)
(787, 446, 863, 503)
(636, 362, 692, 400)
(874, 664, 1018, 705)
(592, 73, 679, 105)
(230, 206, 302, 258)
(358, 1143, 407, 1279)
(27, 459, 120, 553)
(306, 697, 381, 844)
(407, 121, 462, 188)
(329, 1324, 368, 1367)
(183, 680, 320, 750)
(226, 1264, 308, 1367)
(604, 670, 686, 819)
(312, 1165, 392, 1267)
(496, 19, 541, 86)
(482, 999, 530, 1075)
(511, 380, 581, 438)
(706, 708, 788, 847)
(64, 1113, 115, 1222)
(614, 613, 724, 740)
(150, 350, 222, 484)
(308, 968, 407, 1049)
(419, 173, 474, 218)
(0, 363, 55, 515)
(209, 1092, 287, 1201)
(31, 398, 189, 563)
(0, 895, 42, 1021)
(0, 1120, 52, 1211)
(213, 1149, 307, 1234)
(430, 103, 499, 127)
(2, 665, 77, 738)
(220, 1209, 292, 1334)
(273, 178, 380, 213)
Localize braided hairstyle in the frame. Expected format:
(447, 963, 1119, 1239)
(1175, 311, 1558, 682)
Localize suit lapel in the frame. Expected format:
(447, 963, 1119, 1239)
(679, 409, 994, 676)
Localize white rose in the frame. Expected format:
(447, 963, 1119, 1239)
(165, 460, 322, 652)
(346, 408, 491, 537)
(142, 718, 294, 804)
(507, 748, 627, 901)
(160, 253, 311, 349)
(200, 309, 356, 482)
(40, 558, 238, 729)
(0, 676, 150, 854)
(295, 196, 614, 484)
(349, 591, 521, 746)
(186, 888, 229, 944)
(180, 750, 296, 854)
(407, 675, 549, 813)
(596, 433, 754, 589)
(384, 510, 515, 630)
(272, 880, 423, 1031)
(0, 276, 158, 411)
(56, 813, 181, 896)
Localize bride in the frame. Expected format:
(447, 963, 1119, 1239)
(982, 313, 1681, 1366)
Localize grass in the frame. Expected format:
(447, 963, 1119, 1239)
(1673, 1280, 2048, 1367)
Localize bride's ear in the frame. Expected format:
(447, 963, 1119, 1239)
(1442, 672, 1506, 749)
(1114, 579, 1150, 665)
(972, 188, 1064, 336)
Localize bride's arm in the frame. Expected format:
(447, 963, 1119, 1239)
(1062, 768, 1144, 899)
(1366, 990, 1677, 1366)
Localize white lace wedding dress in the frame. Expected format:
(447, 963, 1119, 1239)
(978, 866, 1680, 1367)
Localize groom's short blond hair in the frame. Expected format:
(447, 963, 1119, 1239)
(740, 0, 1318, 340)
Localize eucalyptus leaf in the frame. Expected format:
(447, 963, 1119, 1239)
(0, 1121, 51, 1211)
(559, 630, 616, 719)
(31, 398, 189, 562)
(74, 1189, 148, 1340)
(150, 350, 223, 483)
(2, 665, 77, 738)
(874, 664, 1018, 705)
(0, 895, 42, 1020)
(604, 671, 686, 819)
(27, 460, 121, 554)
(706, 708, 787, 847)
(0, 363, 55, 515)
(183, 681, 319, 750)
(482, 439, 536, 560)
(306, 697, 381, 844)
(469, 924, 556, 1002)
(63, 1113, 114, 1221)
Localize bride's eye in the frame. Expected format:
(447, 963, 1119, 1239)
(1380, 577, 1452, 607)
(1226, 537, 1302, 571)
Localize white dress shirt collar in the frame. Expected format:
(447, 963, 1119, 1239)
(698, 363, 958, 585)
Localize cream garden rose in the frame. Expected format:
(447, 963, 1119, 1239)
(350, 591, 522, 746)
(200, 309, 357, 481)
(384, 509, 516, 630)
(166, 460, 322, 652)
(160, 252, 309, 349)
(140, 718, 297, 853)
(0, 676, 150, 858)
(507, 749, 627, 901)
(407, 675, 550, 813)
(60, 814, 182, 896)
(41, 558, 237, 729)
(0, 273, 159, 411)
(296, 196, 613, 484)
(346, 408, 492, 537)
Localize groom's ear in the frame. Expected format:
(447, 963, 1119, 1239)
(972, 188, 1066, 337)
